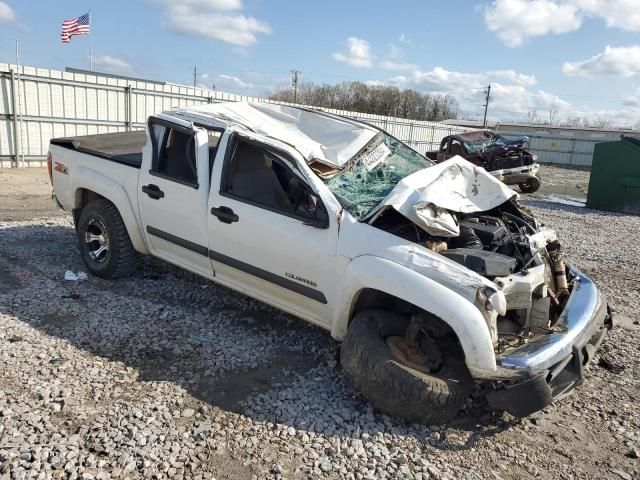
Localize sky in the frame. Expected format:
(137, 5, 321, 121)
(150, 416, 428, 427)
(1, 0, 639, 126)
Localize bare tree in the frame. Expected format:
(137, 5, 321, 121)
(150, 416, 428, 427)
(548, 102, 560, 126)
(525, 109, 539, 125)
(267, 81, 459, 121)
(564, 116, 583, 128)
(590, 116, 613, 129)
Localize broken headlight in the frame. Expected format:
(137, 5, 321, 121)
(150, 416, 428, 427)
(480, 286, 507, 316)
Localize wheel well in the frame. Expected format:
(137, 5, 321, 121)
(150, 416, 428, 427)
(349, 288, 467, 362)
(73, 189, 105, 226)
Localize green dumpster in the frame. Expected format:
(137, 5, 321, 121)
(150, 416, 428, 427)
(587, 135, 640, 215)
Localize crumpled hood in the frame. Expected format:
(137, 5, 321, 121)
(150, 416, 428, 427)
(382, 156, 518, 236)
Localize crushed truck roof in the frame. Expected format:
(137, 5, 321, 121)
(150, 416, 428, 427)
(171, 102, 379, 168)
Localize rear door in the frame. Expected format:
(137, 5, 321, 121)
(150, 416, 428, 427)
(206, 134, 337, 325)
(138, 117, 222, 278)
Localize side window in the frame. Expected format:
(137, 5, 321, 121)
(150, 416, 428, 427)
(223, 138, 321, 220)
(150, 123, 198, 186)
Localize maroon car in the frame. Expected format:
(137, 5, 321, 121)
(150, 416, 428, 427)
(426, 130, 541, 193)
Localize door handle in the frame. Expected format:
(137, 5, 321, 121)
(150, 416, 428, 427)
(142, 184, 164, 200)
(210, 206, 239, 224)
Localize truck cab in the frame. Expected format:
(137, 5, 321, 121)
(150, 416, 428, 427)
(49, 103, 610, 423)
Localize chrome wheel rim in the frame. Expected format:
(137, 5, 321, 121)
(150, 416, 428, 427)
(85, 219, 110, 263)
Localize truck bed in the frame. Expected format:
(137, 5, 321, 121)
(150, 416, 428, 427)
(50, 130, 146, 168)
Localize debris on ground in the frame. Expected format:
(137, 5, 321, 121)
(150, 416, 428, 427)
(63, 270, 88, 281)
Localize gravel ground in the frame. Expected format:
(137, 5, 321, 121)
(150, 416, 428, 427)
(1, 167, 639, 479)
(537, 164, 591, 200)
(0, 169, 65, 221)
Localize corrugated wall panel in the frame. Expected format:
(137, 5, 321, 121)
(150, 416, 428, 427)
(0, 122, 14, 158)
(51, 84, 64, 117)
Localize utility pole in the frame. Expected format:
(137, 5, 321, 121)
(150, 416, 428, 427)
(291, 69, 301, 103)
(193, 66, 197, 88)
(482, 84, 492, 129)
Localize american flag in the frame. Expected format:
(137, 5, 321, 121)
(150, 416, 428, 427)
(61, 13, 91, 44)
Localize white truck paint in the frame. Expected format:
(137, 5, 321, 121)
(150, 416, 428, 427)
(48, 103, 610, 408)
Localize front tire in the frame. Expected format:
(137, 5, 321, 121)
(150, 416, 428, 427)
(76, 199, 137, 279)
(340, 310, 473, 425)
(518, 176, 541, 193)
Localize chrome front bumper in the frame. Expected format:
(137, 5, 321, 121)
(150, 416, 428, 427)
(496, 266, 609, 374)
(486, 266, 612, 417)
(492, 163, 540, 184)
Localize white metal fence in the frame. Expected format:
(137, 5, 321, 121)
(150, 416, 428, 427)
(496, 124, 635, 168)
(0, 63, 468, 167)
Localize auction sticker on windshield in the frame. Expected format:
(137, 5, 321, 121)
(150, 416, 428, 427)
(361, 142, 392, 171)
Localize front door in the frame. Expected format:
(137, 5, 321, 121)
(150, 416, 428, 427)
(138, 117, 217, 278)
(207, 134, 337, 326)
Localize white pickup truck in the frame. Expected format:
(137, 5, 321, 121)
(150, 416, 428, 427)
(49, 102, 611, 423)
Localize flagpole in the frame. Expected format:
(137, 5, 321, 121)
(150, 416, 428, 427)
(89, 9, 93, 71)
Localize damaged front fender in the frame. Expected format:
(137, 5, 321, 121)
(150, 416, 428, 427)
(333, 255, 498, 373)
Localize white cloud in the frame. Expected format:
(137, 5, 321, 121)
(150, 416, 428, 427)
(202, 73, 254, 89)
(366, 58, 637, 126)
(217, 74, 253, 88)
(388, 43, 402, 60)
(364, 80, 387, 87)
(379, 60, 419, 71)
(198, 71, 284, 95)
(487, 70, 537, 86)
(392, 67, 487, 93)
(563, 45, 640, 77)
(398, 33, 411, 44)
(623, 88, 640, 108)
(483, 0, 582, 47)
(484, 0, 640, 46)
(151, 0, 270, 47)
(574, 0, 640, 31)
(379, 43, 418, 71)
(0, 2, 14, 22)
(164, 0, 243, 10)
(332, 37, 374, 68)
(387, 66, 568, 119)
(93, 56, 133, 75)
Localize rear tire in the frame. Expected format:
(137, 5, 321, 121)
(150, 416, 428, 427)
(518, 176, 541, 193)
(76, 199, 137, 279)
(340, 310, 473, 425)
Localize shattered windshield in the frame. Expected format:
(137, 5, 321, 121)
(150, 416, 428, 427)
(324, 133, 432, 220)
(463, 133, 509, 153)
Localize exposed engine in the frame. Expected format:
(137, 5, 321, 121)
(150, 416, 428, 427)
(371, 201, 573, 351)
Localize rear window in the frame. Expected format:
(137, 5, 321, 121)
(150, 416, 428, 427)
(149, 121, 198, 187)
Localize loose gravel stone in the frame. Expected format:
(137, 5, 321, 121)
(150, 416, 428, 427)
(0, 166, 639, 479)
